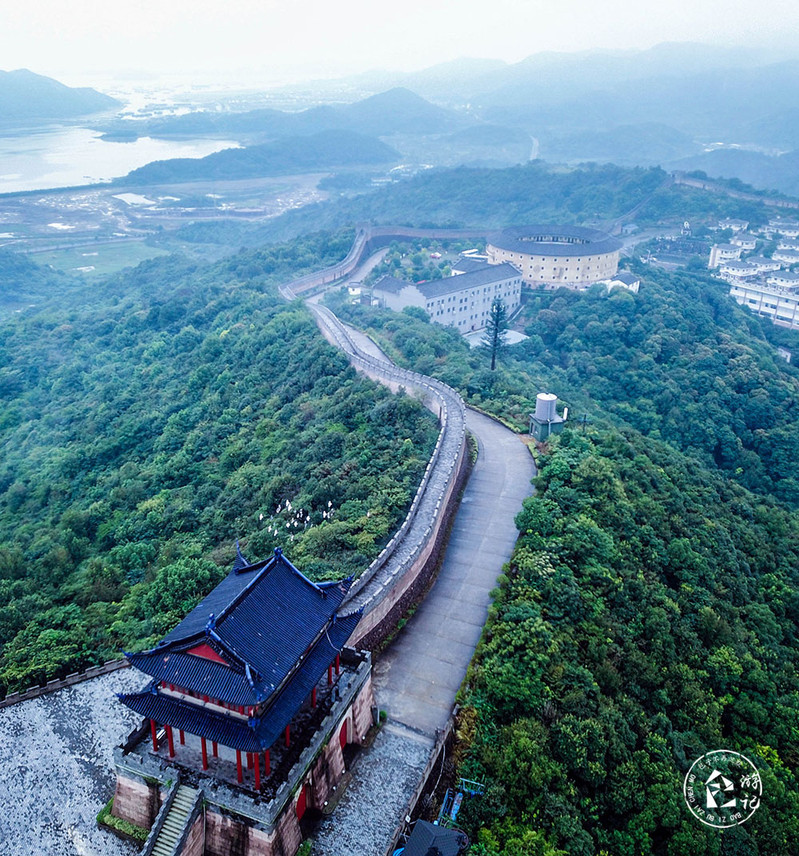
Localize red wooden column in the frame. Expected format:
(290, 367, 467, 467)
(285, 724, 291, 748)
(264, 749, 271, 776)
(254, 753, 261, 790)
(179, 729, 185, 745)
(247, 752, 253, 770)
(201, 737, 208, 770)
(236, 750, 243, 784)
(150, 720, 159, 752)
(212, 741, 218, 758)
(327, 664, 333, 685)
(311, 687, 317, 707)
(166, 725, 175, 758)
(335, 653, 340, 675)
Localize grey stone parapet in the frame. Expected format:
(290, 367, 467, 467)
(0, 658, 129, 708)
(306, 304, 467, 630)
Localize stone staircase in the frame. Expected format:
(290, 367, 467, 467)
(148, 784, 201, 856)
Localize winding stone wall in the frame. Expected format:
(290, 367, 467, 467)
(306, 303, 468, 648)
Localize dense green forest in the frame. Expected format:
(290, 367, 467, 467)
(457, 428, 799, 855)
(330, 261, 799, 509)
(0, 232, 438, 692)
(327, 252, 799, 853)
(171, 161, 773, 248)
(123, 129, 398, 185)
(0, 248, 81, 310)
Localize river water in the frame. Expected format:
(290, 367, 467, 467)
(0, 125, 238, 194)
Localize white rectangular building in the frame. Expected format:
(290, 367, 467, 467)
(373, 263, 522, 333)
(729, 280, 799, 329)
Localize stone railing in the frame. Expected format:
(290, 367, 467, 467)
(281, 224, 490, 298)
(0, 657, 128, 709)
(307, 304, 468, 644)
(140, 778, 181, 856)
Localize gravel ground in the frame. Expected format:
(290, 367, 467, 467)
(0, 668, 144, 856)
(311, 722, 433, 856)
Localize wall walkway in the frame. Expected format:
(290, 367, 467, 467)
(306, 311, 536, 856)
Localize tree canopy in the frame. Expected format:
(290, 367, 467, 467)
(0, 232, 438, 692)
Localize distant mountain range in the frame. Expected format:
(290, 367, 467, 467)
(102, 87, 469, 142)
(102, 43, 799, 194)
(0, 69, 119, 123)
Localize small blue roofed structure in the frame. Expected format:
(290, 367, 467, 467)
(395, 820, 468, 856)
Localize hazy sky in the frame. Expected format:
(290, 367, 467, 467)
(1, 0, 797, 86)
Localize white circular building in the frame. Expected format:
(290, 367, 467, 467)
(487, 225, 622, 290)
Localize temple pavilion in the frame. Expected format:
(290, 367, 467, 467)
(118, 546, 362, 791)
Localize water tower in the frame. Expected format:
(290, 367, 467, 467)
(529, 393, 567, 441)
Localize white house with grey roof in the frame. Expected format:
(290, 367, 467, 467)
(709, 243, 742, 268)
(372, 262, 522, 333)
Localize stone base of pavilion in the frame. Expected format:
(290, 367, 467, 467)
(111, 649, 374, 856)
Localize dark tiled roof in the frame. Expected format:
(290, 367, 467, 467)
(488, 225, 621, 257)
(120, 611, 361, 752)
(127, 648, 259, 707)
(415, 263, 520, 300)
(452, 257, 490, 273)
(128, 549, 353, 705)
(403, 820, 469, 856)
(373, 275, 411, 294)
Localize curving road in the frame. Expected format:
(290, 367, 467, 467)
(308, 316, 535, 856)
(373, 408, 536, 736)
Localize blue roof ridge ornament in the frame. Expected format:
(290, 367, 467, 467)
(233, 540, 250, 574)
(206, 626, 249, 670)
(275, 548, 325, 594)
(244, 662, 261, 690)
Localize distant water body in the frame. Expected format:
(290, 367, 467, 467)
(0, 125, 238, 194)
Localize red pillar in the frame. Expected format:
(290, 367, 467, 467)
(335, 653, 340, 675)
(265, 749, 271, 776)
(166, 725, 175, 758)
(328, 664, 333, 685)
(247, 752, 253, 770)
(201, 737, 208, 770)
(212, 741, 218, 758)
(254, 753, 261, 790)
(150, 720, 159, 752)
(179, 729, 185, 745)
(236, 750, 243, 784)
(311, 687, 317, 707)
(285, 724, 291, 748)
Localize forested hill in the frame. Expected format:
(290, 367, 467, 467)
(460, 428, 799, 855)
(123, 129, 398, 185)
(0, 232, 438, 692)
(0, 69, 119, 122)
(175, 161, 772, 248)
(0, 248, 81, 310)
(327, 258, 799, 853)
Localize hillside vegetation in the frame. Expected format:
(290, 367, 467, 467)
(459, 428, 799, 855)
(328, 254, 799, 852)
(123, 129, 398, 185)
(0, 234, 438, 692)
(181, 161, 771, 248)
